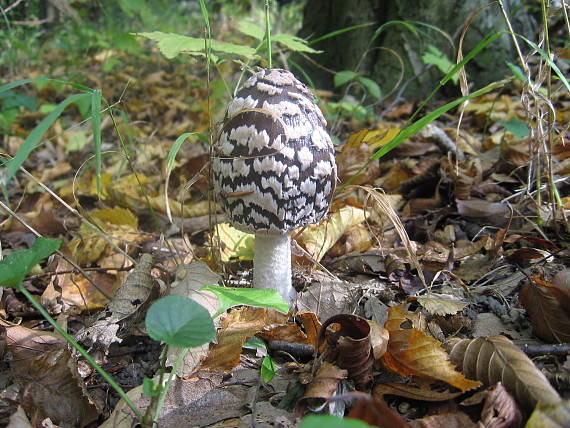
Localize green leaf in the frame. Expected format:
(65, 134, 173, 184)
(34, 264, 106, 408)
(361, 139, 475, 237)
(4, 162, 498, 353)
(0, 237, 61, 288)
(238, 21, 265, 41)
(200, 286, 289, 318)
(135, 32, 257, 60)
(145, 295, 215, 348)
(143, 378, 161, 397)
(4, 92, 91, 185)
(334, 70, 358, 87)
(261, 355, 275, 383)
(273, 34, 322, 53)
(356, 76, 382, 99)
(498, 117, 529, 139)
(0, 91, 37, 111)
(506, 61, 527, 82)
(422, 44, 458, 84)
(300, 415, 375, 428)
(243, 336, 267, 351)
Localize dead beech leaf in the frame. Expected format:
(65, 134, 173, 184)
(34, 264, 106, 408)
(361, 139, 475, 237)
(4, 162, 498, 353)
(300, 205, 365, 262)
(200, 307, 288, 373)
(409, 294, 469, 316)
(460, 382, 521, 428)
(520, 281, 570, 343)
(383, 305, 482, 392)
(526, 398, 570, 428)
(456, 199, 510, 227)
(368, 319, 389, 360)
(446, 336, 561, 411)
(298, 362, 347, 411)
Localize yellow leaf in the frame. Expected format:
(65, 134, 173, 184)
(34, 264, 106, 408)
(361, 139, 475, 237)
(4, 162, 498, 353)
(92, 206, 138, 228)
(215, 223, 254, 262)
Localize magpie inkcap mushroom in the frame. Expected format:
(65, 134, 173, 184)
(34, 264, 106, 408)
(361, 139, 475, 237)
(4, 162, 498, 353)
(212, 68, 336, 302)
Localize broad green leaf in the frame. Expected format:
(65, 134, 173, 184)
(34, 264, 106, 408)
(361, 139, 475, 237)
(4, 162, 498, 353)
(200, 285, 289, 318)
(0, 237, 61, 288)
(300, 415, 375, 428)
(261, 355, 275, 383)
(145, 295, 215, 348)
(135, 32, 256, 59)
(422, 44, 458, 84)
(273, 34, 322, 53)
(498, 117, 529, 139)
(356, 76, 382, 99)
(238, 21, 265, 40)
(4, 93, 90, 185)
(334, 70, 358, 87)
(243, 336, 267, 351)
(65, 131, 89, 153)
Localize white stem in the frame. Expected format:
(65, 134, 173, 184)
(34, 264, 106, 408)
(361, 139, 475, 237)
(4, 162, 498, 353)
(253, 233, 294, 302)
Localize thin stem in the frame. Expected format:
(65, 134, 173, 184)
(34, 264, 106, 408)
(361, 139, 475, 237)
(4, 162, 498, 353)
(154, 346, 190, 423)
(265, 0, 272, 67)
(16, 284, 143, 421)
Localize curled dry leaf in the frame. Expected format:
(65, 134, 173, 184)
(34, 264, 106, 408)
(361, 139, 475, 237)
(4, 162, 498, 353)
(519, 280, 570, 343)
(298, 362, 347, 411)
(318, 314, 374, 390)
(374, 383, 463, 403)
(446, 336, 561, 411)
(383, 304, 482, 392)
(460, 382, 522, 428)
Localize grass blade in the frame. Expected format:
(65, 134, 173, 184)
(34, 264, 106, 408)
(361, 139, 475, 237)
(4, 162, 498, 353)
(91, 90, 102, 197)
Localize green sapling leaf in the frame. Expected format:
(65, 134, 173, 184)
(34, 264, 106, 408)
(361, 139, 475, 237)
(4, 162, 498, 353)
(261, 355, 275, 383)
(334, 70, 358, 88)
(300, 415, 375, 428)
(200, 285, 289, 318)
(145, 295, 215, 348)
(0, 237, 61, 288)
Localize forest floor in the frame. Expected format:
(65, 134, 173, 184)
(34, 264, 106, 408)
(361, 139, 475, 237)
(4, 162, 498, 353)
(1, 13, 570, 428)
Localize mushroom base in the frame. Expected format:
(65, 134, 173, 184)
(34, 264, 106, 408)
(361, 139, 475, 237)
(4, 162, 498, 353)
(253, 233, 294, 302)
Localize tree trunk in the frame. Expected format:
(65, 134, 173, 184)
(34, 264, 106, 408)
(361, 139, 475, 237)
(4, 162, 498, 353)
(297, 0, 535, 100)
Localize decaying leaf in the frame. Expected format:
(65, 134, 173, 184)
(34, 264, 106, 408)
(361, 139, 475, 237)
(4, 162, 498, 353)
(520, 280, 570, 343)
(374, 383, 463, 402)
(383, 304, 482, 392)
(298, 362, 348, 411)
(446, 336, 561, 411)
(345, 392, 411, 428)
(74, 254, 157, 355)
(200, 307, 288, 373)
(409, 293, 469, 316)
(318, 314, 374, 390)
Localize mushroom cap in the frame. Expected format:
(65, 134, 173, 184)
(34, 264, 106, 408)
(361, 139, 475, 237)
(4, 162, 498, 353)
(212, 68, 336, 234)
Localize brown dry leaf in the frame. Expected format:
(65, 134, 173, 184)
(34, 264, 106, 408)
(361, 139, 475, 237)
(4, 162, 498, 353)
(383, 304, 482, 392)
(297, 312, 321, 349)
(526, 398, 570, 428)
(446, 336, 561, 411)
(300, 205, 365, 262)
(409, 294, 468, 316)
(327, 224, 373, 257)
(200, 307, 288, 373)
(374, 382, 463, 402)
(520, 281, 570, 343)
(18, 349, 99, 427)
(298, 362, 347, 411)
(368, 319, 389, 360)
(455, 199, 510, 227)
(460, 382, 522, 428)
(345, 392, 411, 428)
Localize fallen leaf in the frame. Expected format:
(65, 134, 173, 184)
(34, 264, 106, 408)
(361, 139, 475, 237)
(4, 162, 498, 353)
(460, 382, 522, 428)
(298, 362, 347, 411)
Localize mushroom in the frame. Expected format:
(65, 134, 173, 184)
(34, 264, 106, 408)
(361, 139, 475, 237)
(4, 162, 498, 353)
(212, 68, 336, 302)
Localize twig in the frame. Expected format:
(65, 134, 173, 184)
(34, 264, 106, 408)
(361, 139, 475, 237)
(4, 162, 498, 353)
(27, 265, 134, 280)
(3, 0, 25, 14)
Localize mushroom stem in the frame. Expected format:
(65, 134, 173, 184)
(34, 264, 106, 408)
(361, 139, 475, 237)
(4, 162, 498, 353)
(253, 233, 294, 302)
